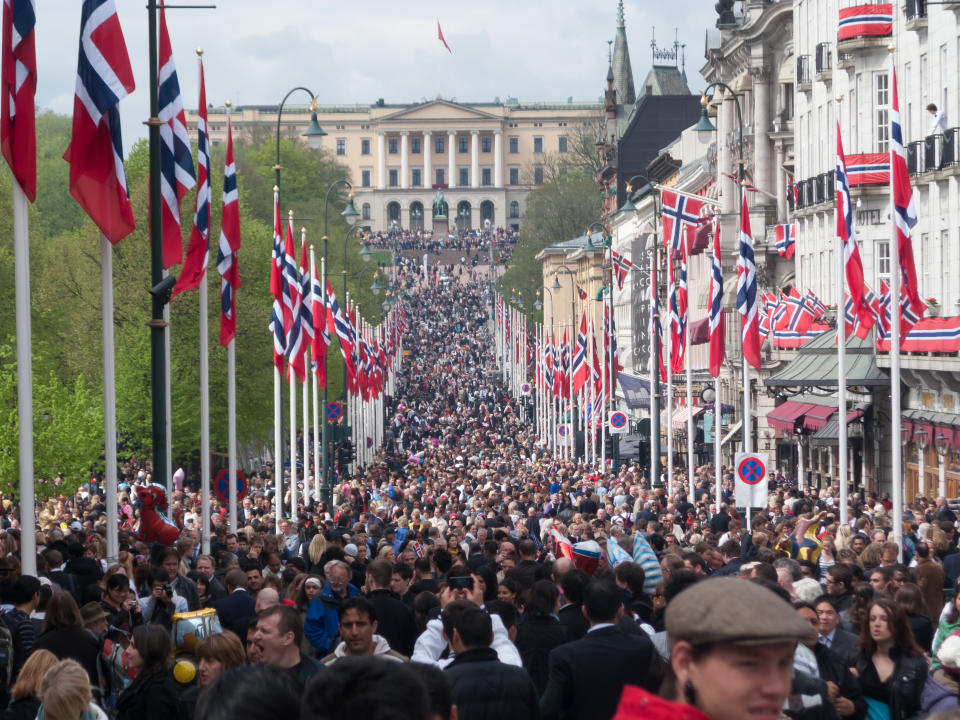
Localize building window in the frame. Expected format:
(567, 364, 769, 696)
(435, 136, 445, 154)
(876, 240, 890, 281)
(361, 138, 371, 155)
(533, 136, 543, 153)
(875, 72, 890, 153)
(509, 201, 520, 218)
(481, 136, 491, 153)
(388, 137, 398, 154)
(459, 167, 469, 186)
(361, 169, 371, 187)
(389, 169, 398, 187)
(509, 167, 519, 185)
(435, 168, 445, 186)
(336, 138, 346, 156)
(411, 137, 421, 154)
(412, 168, 422, 187)
(361, 203, 371, 221)
(509, 136, 519, 153)
(481, 168, 491, 186)
(558, 136, 568, 153)
(459, 136, 469, 153)
(533, 166, 544, 185)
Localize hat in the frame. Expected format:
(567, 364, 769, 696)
(343, 543, 358, 558)
(80, 602, 108, 627)
(304, 577, 324, 589)
(666, 578, 815, 647)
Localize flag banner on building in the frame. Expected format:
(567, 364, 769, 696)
(877, 314, 960, 352)
(891, 61, 926, 320)
(806, 289, 827, 319)
(736, 195, 761, 370)
(708, 217, 724, 378)
(611, 250, 633, 291)
(845, 153, 890, 186)
(172, 59, 210, 298)
(661, 189, 705, 258)
(216, 116, 240, 347)
(65, 0, 135, 244)
(561, 329, 571, 399)
(157, 1, 195, 269)
(837, 3, 892, 41)
(1, 0, 36, 201)
(774, 223, 795, 259)
(837, 120, 877, 336)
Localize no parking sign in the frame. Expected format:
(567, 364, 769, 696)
(734, 452, 768, 508)
(608, 411, 628, 434)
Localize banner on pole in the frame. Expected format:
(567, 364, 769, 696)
(608, 411, 628, 434)
(734, 452, 768, 508)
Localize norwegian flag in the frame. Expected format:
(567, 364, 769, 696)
(604, 303, 623, 396)
(65, 0, 136, 244)
(172, 59, 210, 298)
(572, 313, 588, 395)
(268, 190, 285, 370)
(591, 332, 602, 398)
(724, 173, 760, 193)
(287, 237, 312, 383)
(890, 60, 926, 321)
(836, 120, 876, 335)
(652, 282, 667, 383)
(669, 251, 687, 374)
(661, 189, 705, 258)
(542, 333, 554, 394)
(759, 292, 777, 339)
(576, 284, 587, 300)
(326, 279, 356, 384)
(736, 195, 761, 370)
(311, 260, 330, 388)
(774, 223, 795, 260)
(157, 2, 195, 269)
(561, 329, 571, 399)
(806, 289, 827, 319)
(1, 0, 36, 200)
(282, 216, 304, 378)
(874, 281, 891, 340)
(772, 292, 789, 330)
(845, 153, 889, 186)
(785, 287, 813, 333)
(611, 249, 633, 291)
(838, 3, 892, 40)
(708, 218, 725, 377)
(216, 116, 240, 347)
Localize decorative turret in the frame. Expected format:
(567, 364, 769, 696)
(612, 0, 636, 106)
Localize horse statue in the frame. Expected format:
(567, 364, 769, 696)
(432, 189, 448, 218)
(134, 483, 181, 546)
(775, 510, 826, 565)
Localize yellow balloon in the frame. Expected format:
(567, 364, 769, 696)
(173, 659, 196, 685)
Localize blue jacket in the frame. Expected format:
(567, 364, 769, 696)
(304, 581, 359, 654)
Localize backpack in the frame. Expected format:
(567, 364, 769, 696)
(0, 612, 17, 690)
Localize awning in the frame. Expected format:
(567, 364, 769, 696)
(811, 415, 864, 447)
(803, 405, 836, 431)
(765, 333, 889, 390)
(721, 420, 742, 446)
(618, 372, 650, 410)
(768, 400, 820, 433)
(671, 405, 705, 428)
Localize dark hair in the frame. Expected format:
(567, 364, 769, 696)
(524, 579, 559, 616)
(928, 103, 938, 112)
(196, 666, 299, 720)
(813, 595, 838, 612)
(583, 579, 622, 623)
(338, 595, 377, 624)
(441, 601, 492, 648)
(43, 590, 83, 632)
(258, 604, 303, 647)
(858, 598, 923, 658)
(751, 562, 779, 584)
(149, 567, 168, 586)
(366, 559, 392, 589)
(484, 599, 517, 630)
(105, 574, 129, 592)
(663, 570, 702, 603)
(894, 582, 926, 617)
(498, 576, 520, 598)
(131, 624, 171, 672)
(948, 577, 960, 624)
(4, 575, 40, 605)
(433, 549, 453, 574)
(560, 569, 590, 605)
(302, 657, 430, 720)
(412, 591, 440, 632)
(827, 563, 854, 591)
(408, 662, 453, 720)
(158, 547, 179, 564)
(392, 562, 413, 581)
(613, 562, 646, 595)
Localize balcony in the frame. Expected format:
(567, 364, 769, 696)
(796, 55, 812, 91)
(815, 43, 832, 81)
(904, 0, 928, 30)
(908, 129, 960, 175)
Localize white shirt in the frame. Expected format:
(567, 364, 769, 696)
(929, 111, 948, 136)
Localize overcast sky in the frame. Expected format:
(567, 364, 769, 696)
(36, 1, 711, 154)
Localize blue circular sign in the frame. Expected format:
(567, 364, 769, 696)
(610, 411, 627, 429)
(737, 457, 765, 486)
(214, 469, 248, 503)
(327, 402, 343, 422)
(557, 424, 568, 437)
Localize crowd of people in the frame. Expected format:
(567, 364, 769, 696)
(4, 264, 960, 720)
(366, 226, 517, 259)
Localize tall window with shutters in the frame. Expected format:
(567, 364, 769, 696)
(874, 72, 889, 154)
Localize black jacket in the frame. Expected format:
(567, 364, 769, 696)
(443, 647, 540, 720)
(33, 627, 101, 688)
(855, 651, 927, 720)
(365, 589, 418, 657)
(813, 643, 866, 720)
(116, 666, 184, 720)
(783, 670, 839, 720)
(823, 628, 859, 669)
(213, 589, 256, 640)
(539, 625, 661, 720)
(514, 614, 566, 695)
(1, 696, 39, 720)
(557, 603, 588, 642)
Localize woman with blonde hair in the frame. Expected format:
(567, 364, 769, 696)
(834, 524, 855, 551)
(37, 658, 106, 720)
(3, 649, 58, 720)
(306, 534, 326, 573)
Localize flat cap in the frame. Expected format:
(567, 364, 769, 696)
(666, 577, 815, 647)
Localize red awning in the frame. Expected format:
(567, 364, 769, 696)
(847, 409, 864, 423)
(768, 400, 820, 433)
(689, 317, 710, 346)
(803, 405, 836, 431)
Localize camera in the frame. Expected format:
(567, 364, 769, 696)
(447, 575, 474, 591)
(162, 583, 173, 597)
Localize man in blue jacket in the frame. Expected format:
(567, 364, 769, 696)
(304, 559, 359, 654)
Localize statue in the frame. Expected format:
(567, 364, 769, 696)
(432, 189, 448, 218)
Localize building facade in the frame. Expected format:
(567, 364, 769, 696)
(191, 99, 601, 232)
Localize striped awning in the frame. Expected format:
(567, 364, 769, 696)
(671, 405, 705, 428)
(803, 404, 836, 431)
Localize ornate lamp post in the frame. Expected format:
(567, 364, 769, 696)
(915, 427, 929, 499)
(935, 432, 950, 499)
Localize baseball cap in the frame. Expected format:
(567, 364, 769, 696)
(344, 543, 358, 558)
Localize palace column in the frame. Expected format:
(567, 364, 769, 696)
(448, 131, 456, 188)
(494, 130, 503, 187)
(400, 131, 409, 190)
(470, 129, 480, 188)
(377, 131, 386, 190)
(423, 130, 432, 187)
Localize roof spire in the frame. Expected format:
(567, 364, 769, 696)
(617, 0, 625, 28)
(612, 0, 635, 105)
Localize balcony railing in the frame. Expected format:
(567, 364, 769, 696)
(796, 55, 812, 87)
(815, 43, 832, 76)
(907, 141, 923, 175)
(905, 0, 927, 21)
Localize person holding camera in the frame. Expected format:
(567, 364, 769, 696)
(137, 567, 187, 631)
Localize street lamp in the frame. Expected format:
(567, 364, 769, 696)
(915, 427, 929, 498)
(935, 432, 950, 498)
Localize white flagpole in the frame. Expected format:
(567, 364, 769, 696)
(312, 252, 322, 504)
(666, 257, 674, 497)
(601, 306, 607, 470)
(837, 102, 849, 526)
(227, 338, 237, 534)
(99, 232, 118, 563)
(649, 247, 658, 483)
(569, 317, 575, 459)
(300, 231, 309, 516)
(685, 246, 695, 498)
(289, 365, 297, 520)
(889, 48, 903, 553)
(715, 377, 722, 513)
(588, 313, 595, 466)
(274, 366, 282, 522)
(199, 249, 211, 555)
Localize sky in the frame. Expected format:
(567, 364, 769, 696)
(36, 0, 711, 154)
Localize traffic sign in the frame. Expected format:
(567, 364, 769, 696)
(608, 411, 628, 434)
(366, 436, 374, 449)
(557, 424, 569, 437)
(214, 469, 248, 504)
(734, 452, 768, 509)
(520, 382, 531, 395)
(327, 402, 343, 422)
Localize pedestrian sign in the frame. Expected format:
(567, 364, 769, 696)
(214, 469, 248, 504)
(520, 382, 531, 395)
(608, 411, 628, 434)
(327, 402, 343, 422)
(734, 452, 768, 509)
